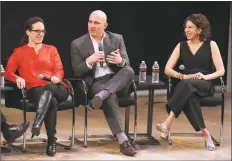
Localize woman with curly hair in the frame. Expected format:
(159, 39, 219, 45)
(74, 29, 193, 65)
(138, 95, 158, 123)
(156, 13, 225, 151)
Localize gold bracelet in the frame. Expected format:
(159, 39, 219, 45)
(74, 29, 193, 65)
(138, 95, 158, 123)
(179, 73, 182, 80)
(177, 72, 181, 79)
(180, 74, 184, 80)
(179, 73, 182, 79)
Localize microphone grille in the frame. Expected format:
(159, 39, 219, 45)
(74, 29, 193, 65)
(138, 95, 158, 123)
(98, 42, 104, 51)
(38, 74, 43, 79)
(179, 64, 185, 70)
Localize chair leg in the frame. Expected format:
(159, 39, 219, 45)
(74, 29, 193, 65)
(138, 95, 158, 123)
(124, 107, 130, 135)
(133, 87, 138, 144)
(220, 123, 223, 145)
(84, 107, 88, 148)
(220, 94, 224, 145)
(168, 131, 172, 145)
(133, 104, 137, 144)
(22, 131, 26, 152)
(209, 99, 224, 147)
(22, 109, 27, 152)
(71, 107, 76, 147)
(61, 107, 76, 150)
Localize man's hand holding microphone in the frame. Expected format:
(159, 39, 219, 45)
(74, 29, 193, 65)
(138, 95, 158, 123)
(86, 51, 105, 66)
(86, 42, 123, 67)
(86, 42, 105, 67)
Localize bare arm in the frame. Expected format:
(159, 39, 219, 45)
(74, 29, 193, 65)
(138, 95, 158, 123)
(205, 41, 225, 80)
(165, 43, 195, 79)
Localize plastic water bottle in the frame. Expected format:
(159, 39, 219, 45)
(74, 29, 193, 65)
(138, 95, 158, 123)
(152, 61, 159, 83)
(0, 65, 5, 87)
(139, 61, 147, 83)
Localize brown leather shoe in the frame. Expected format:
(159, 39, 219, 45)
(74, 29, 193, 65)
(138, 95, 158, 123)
(2, 121, 30, 143)
(120, 141, 137, 156)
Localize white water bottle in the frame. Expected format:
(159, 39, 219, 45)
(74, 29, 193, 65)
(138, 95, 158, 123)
(152, 61, 159, 83)
(1, 65, 5, 87)
(139, 61, 147, 83)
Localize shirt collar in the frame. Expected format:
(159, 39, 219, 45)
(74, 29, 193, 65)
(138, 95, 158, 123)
(90, 32, 105, 44)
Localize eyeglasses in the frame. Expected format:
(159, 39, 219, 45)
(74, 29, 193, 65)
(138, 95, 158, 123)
(30, 29, 47, 35)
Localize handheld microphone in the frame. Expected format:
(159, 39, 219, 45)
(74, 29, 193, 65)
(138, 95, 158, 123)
(38, 74, 51, 82)
(179, 64, 186, 71)
(98, 42, 104, 67)
(179, 64, 192, 74)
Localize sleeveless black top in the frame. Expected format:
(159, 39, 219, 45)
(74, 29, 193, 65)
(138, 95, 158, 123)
(179, 40, 213, 75)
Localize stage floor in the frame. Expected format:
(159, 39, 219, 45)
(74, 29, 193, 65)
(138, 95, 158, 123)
(1, 93, 231, 160)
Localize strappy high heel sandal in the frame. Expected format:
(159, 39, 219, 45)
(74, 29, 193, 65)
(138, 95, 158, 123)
(205, 137, 216, 151)
(156, 124, 169, 139)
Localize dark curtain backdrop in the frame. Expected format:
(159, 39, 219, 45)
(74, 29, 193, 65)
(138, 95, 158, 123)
(1, 1, 230, 83)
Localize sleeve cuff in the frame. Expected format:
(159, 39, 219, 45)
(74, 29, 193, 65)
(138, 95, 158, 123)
(117, 59, 125, 67)
(86, 59, 93, 69)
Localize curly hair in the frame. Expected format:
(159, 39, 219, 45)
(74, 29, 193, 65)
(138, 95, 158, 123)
(183, 13, 211, 42)
(20, 16, 45, 46)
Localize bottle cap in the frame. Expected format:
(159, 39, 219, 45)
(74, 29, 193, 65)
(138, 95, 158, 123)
(0, 65, 5, 72)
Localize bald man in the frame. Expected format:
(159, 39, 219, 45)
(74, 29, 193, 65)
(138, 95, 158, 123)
(71, 10, 136, 156)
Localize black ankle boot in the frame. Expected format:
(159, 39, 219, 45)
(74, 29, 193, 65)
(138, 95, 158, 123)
(2, 121, 30, 143)
(44, 100, 57, 157)
(46, 137, 57, 157)
(31, 90, 53, 137)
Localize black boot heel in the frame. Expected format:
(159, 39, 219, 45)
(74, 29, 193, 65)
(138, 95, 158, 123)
(31, 125, 41, 136)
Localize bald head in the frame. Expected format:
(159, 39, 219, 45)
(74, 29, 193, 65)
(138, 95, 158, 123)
(90, 10, 107, 22)
(88, 10, 108, 40)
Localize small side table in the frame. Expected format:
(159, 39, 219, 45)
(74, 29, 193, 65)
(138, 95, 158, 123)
(133, 75, 166, 145)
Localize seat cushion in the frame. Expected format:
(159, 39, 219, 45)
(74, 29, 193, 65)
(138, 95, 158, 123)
(200, 94, 222, 106)
(118, 95, 136, 107)
(57, 95, 76, 111)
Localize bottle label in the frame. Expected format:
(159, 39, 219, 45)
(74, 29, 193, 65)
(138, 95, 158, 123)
(153, 68, 159, 72)
(140, 68, 147, 72)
